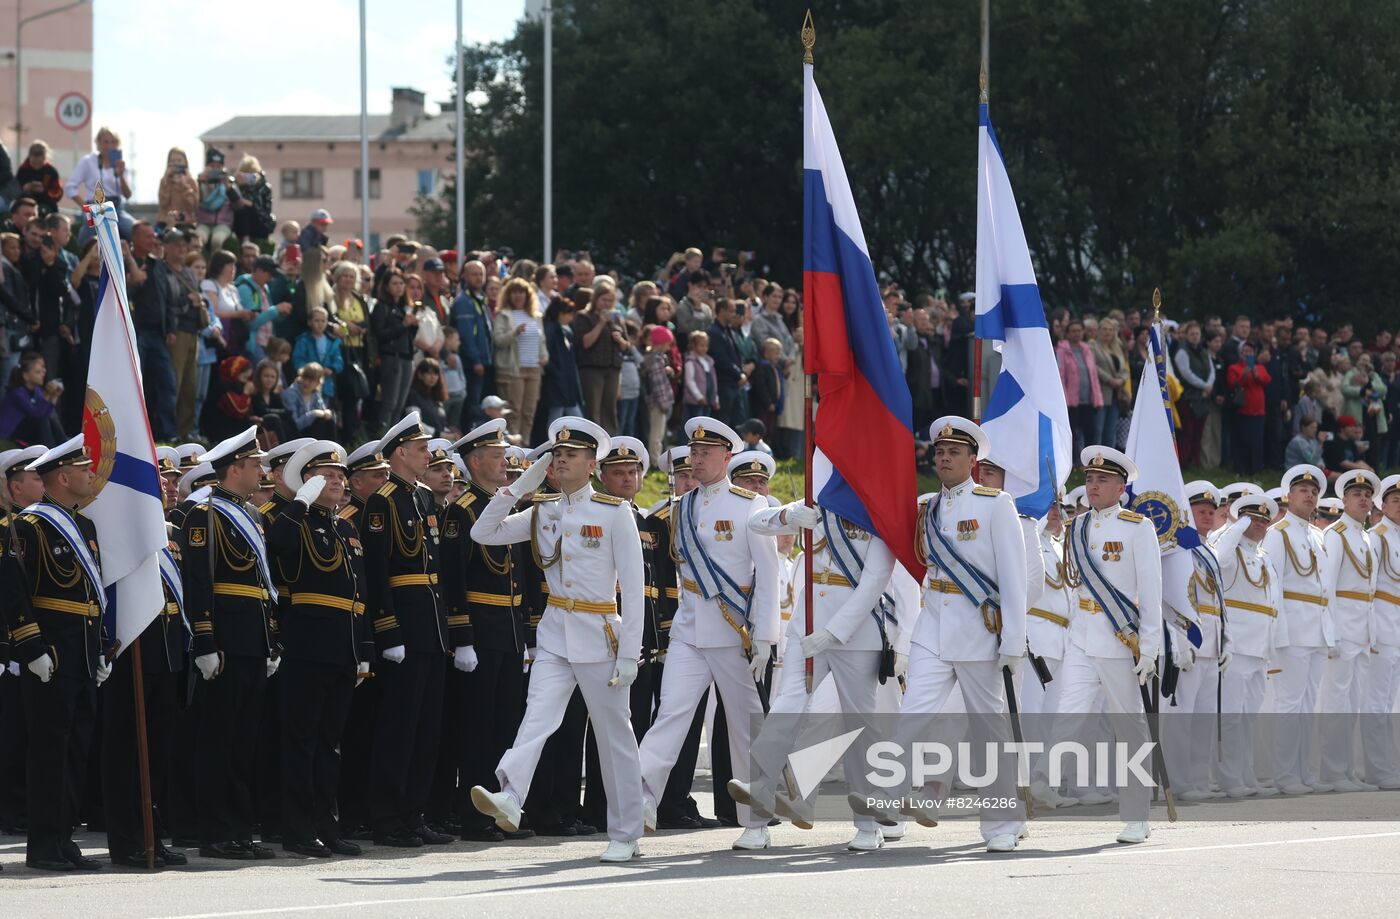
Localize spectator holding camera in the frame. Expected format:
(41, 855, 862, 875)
(66, 126, 133, 240)
(157, 147, 199, 228)
(573, 276, 624, 433)
(1227, 340, 1272, 475)
(15, 141, 62, 216)
(0, 351, 64, 445)
(194, 147, 238, 253)
(231, 154, 276, 243)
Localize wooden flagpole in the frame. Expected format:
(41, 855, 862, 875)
(801, 10, 816, 694)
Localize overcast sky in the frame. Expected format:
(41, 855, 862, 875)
(92, 0, 525, 201)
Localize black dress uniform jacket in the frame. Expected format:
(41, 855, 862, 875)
(361, 473, 445, 654)
(181, 485, 274, 660)
(440, 481, 526, 653)
(269, 500, 373, 667)
(1, 500, 103, 676)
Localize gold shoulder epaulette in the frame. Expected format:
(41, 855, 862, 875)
(973, 485, 1002, 497)
(258, 500, 276, 514)
(1376, 522, 1389, 536)
(338, 505, 358, 520)
(1270, 519, 1288, 531)
(1118, 509, 1145, 523)
(655, 504, 672, 521)
(377, 482, 397, 497)
(20, 513, 39, 524)
(730, 484, 758, 499)
(532, 493, 561, 503)
(455, 492, 477, 510)
(592, 492, 625, 506)
(1329, 520, 1347, 534)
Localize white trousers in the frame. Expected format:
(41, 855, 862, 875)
(1272, 644, 1327, 787)
(1363, 644, 1400, 783)
(752, 649, 883, 831)
(1319, 642, 1369, 782)
(1218, 654, 1268, 791)
(1048, 644, 1153, 821)
(496, 650, 643, 842)
(1018, 656, 1064, 787)
(896, 646, 1025, 841)
(1161, 655, 1219, 793)
(638, 640, 767, 828)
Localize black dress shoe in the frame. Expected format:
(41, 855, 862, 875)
(325, 838, 362, 856)
(571, 819, 599, 836)
(657, 814, 701, 830)
(373, 832, 423, 848)
(241, 841, 276, 859)
(156, 845, 188, 866)
(171, 835, 201, 848)
(462, 825, 505, 843)
(27, 857, 77, 871)
(502, 828, 536, 840)
(411, 824, 454, 845)
(260, 832, 284, 844)
(112, 851, 161, 869)
(200, 841, 254, 860)
(61, 842, 103, 871)
(346, 826, 375, 841)
(717, 816, 741, 828)
(283, 839, 332, 858)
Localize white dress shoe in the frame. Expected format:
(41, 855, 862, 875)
(1251, 785, 1280, 797)
(643, 797, 658, 833)
(1355, 780, 1378, 792)
(775, 791, 814, 830)
(1280, 783, 1313, 795)
(1203, 789, 1226, 799)
(732, 826, 771, 850)
(599, 840, 640, 863)
(470, 786, 522, 833)
(1377, 778, 1400, 790)
(1030, 781, 1078, 809)
(1116, 821, 1151, 844)
(1075, 791, 1115, 806)
(848, 792, 901, 826)
(985, 833, 1019, 853)
(727, 780, 776, 817)
(880, 823, 906, 841)
(899, 798, 939, 828)
(1331, 779, 1365, 793)
(1224, 786, 1257, 798)
(847, 828, 884, 851)
(1179, 789, 1214, 802)
(1309, 782, 1335, 793)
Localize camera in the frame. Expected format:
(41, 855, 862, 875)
(41, 232, 53, 248)
(720, 262, 736, 275)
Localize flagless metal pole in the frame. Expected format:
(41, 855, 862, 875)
(543, 2, 554, 260)
(801, 10, 815, 695)
(455, 0, 466, 274)
(359, 0, 371, 250)
(973, 0, 989, 424)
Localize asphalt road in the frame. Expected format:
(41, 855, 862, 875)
(4, 792, 1400, 917)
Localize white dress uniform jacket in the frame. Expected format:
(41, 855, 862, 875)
(1262, 512, 1334, 649)
(1028, 530, 1071, 661)
(1065, 504, 1163, 661)
(1213, 519, 1281, 660)
(915, 478, 1027, 662)
(471, 482, 644, 664)
(1322, 516, 1377, 649)
(1371, 518, 1400, 649)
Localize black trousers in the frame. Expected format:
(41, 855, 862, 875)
(0, 672, 29, 829)
(194, 655, 266, 844)
(256, 670, 283, 838)
(102, 655, 178, 858)
(459, 648, 524, 830)
(280, 659, 356, 844)
(166, 674, 199, 840)
(427, 667, 464, 825)
(22, 670, 96, 862)
(369, 651, 446, 835)
(338, 673, 380, 834)
(581, 658, 657, 828)
(523, 683, 587, 830)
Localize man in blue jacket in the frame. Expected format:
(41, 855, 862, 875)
(452, 259, 494, 431)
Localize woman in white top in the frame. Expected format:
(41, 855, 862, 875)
(492, 276, 548, 439)
(66, 126, 134, 241)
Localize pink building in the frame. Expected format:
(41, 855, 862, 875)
(0, 0, 95, 179)
(200, 88, 453, 250)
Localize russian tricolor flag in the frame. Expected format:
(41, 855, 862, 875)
(803, 63, 923, 579)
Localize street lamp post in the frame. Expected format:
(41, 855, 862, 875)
(455, 0, 465, 276)
(13, 0, 91, 149)
(358, 0, 370, 249)
(542, 1, 552, 261)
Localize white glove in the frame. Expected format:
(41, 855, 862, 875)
(266, 656, 281, 678)
(893, 652, 909, 680)
(356, 661, 370, 686)
(195, 652, 220, 681)
(800, 628, 838, 658)
(1134, 655, 1157, 686)
(748, 640, 773, 682)
(783, 502, 821, 530)
(1173, 645, 1196, 672)
(997, 653, 1022, 675)
(610, 656, 639, 688)
(453, 645, 479, 673)
(5, 661, 18, 678)
(27, 653, 54, 683)
(1218, 648, 1233, 675)
(95, 655, 112, 686)
(382, 644, 406, 664)
(510, 453, 551, 496)
(295, 474, 326, 506)
(523, 646, 535, 673)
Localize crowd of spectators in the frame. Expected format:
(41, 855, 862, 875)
(0, 133, 1397, 487)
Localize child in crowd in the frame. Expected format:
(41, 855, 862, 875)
(616, 319, 644, 437)
(1285, 417, 1325, 468)
(440, 326, 468, 428)
(264, 336, 292, 383)
(641, 325, 676, 459)
(750, 337, 784, 441)
(737, 418, 774, 456)
(292, 306, 345, 401)
(281, 362, 337, 437)
(683, 329, 719, 421)
(273, 220, 301, 261)
(250, 357, 288, 445)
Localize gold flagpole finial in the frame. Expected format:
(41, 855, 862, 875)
(93, 182, 106, 205)
(1152, 287, 1162, 323)
(801, 9, 815, 64)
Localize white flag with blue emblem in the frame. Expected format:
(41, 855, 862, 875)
(974, 103, 1070, 518)
(82, 199, 169, 656)
(1124, 320, 1209, 648)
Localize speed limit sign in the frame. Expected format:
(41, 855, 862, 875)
(55, 92, 92, 132)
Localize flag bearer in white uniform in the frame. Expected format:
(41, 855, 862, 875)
(1026, 495, 1079, 809)
(1364, 475, 1400, 789)
(1053, 446, 1162, 844)
(865, 417, 1027, 852)
(732, 494, 901, 852)
(1263, 464, 1334, 795)
(1318, 469, 1381, 792)
(636, 416, 779, 851)
(467, 417, 647, 863)
(1214, 494, 1282, 798)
